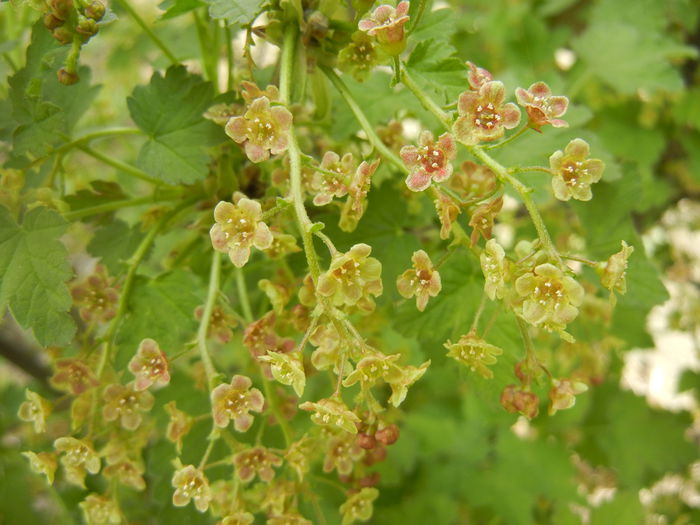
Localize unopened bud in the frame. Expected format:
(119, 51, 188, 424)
(84, 0, 106, 20)
(57, 68, 79, 85)
(358, 472, 380, 488)
(374, 424, 400, 446)
(43, 13, 64, 30)
(362, 445, 386, 466)
(356, 433, 376, 450)
(49, 0, 73, 20)
(76, 16, 98, 39)
(52, 27, 73, 45)
(500, 384, 539, 419)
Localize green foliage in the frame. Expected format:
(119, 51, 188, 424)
(207, 0, 266, 26)
(127, 65, 222, 184)
(0, 205, 74, 345)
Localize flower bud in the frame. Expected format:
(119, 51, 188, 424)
(500, 384, 540, 419)
(357, 432, 376, 450)
(43, 13, 64, 30)
(76, 16, 99, 40)
(375, 424, 400, 445)
(84, 0, 106, 21)
(52, 28, 73, 46)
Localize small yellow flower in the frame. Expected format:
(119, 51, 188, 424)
(172, 465, 212, 512)
(210, 196, 273, 267)
(18, 389, 52, 433)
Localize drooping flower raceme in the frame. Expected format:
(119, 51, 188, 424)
(515, 263, 584, 333)
(400, 131, 456, 192)
(454, 81, 521, 145)
(211, 375, 264, 431)
(515, 82, 569, 129)
(358, 1, 410, 56)
(210, 196, 273, 267)
(225, 96, 293, 163)
(549, 138, 604, 201)
(396, 250, 442, 311)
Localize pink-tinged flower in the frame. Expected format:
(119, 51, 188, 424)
(240, 81, 279, 104)
(102, 383, 154, 431)
(323, 434, 364, 475)
(312, 151, 355, 206)
(433, 190, 460, 240)
(549, 138, 604, 202)
(454, 81, 521, 144)
(211, 375, 264, 431)
(317, 243, 383, 313)
(468, 196, 503, 246)
(194, 304, 237, 343)
(300, 397, 361, 434)
(515, 81, 569, 130)
(444, 333, 503, 379)
(358, 1, 410, 56)
(243, 312, 295, 362)
(515, 263, 584, 333)
(70, 264, 119, 324)
(396, 250, 442, 311)
(210, 196, 273, 267)
(172, 465, 212, 512)
(338, 31, 381, 82)
(340, 158, 380, 232)
(400, 131, 456, 192)
(128, 338, 170, 391)
(225, 96, 292, 163)
(548, 378, 588, 415)
(22, 451, 58, 484)
(340, 487, 379, 525)
(466, 61, 493, 90)
(500, 385, 539, 419)
(79, 494, 121, 525)
(164, 401, 193, 454)
(233, 447, 283, 483)
(18, 389, 52, 433)
(54, 437, 101, 487)
(50, 358, 99, 395)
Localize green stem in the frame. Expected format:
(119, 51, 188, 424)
(197, 252, 222, 391)
(193, 10, 217, 86)
(234, 267, 254, 323)
(515, 316, 538, 387)
(114, 0, 179, 64)
(510, 166, 553, 175)
(261, 377, 293, 446)
(281, 26, 323, 283)
(408, 0, 429, 32)
(313, 230, 338, 256)
(484, 124, 531, 150)
(469, 292, 488, 334)
(399, 66, 452, 128)
(225, 25, 234, 92)
(321, 66, 406, 174)
(78, 145, 163, 185)
(63, 194, 180, 221)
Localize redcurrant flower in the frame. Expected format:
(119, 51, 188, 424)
(50, 358, 99, 395)
(219, 512, 255, 525)
(300, 397, 361, 434)
(400, 131, 456, 192)
(172, 465, 212, 512)
(312, 151, 355, 206)
(210, 196, 273, 267)
(103, 459, 146, 490)
(323, 434, 364, 475)
(317, 243, 383, 313)
(358, 1, 410, 56)
(454, 81, 521, 144)
(386, 361, 430, 407)
(164, 401, 193, 454)
(340, 159, 380, 232)
(240, 80, 279, 104)
(22, 451, 58, 484)
(343, 353, 402, 390)
(340, 487, 379, 525)
(396, 250, 442, 311)
(211, 375, 264, 431)
(263, 230, 302, 259)
(70, 264, 119, 324)
(599, 241, 634, 303)
(18, 389, 52, 433)
(54, 436, 101, 487)
(433, 190, 460, 240)
(444, 333, 503, 379)
(500, 385, 540, 419)
(285, 435, 317, 480)
(79, 494, 121, 525)
(480, 238, 508, 300)
(102, 383, 155, 431)
(204, 103, 241, 126)
(515, 81, 569, 130)
(515, 263, 584, 333)
(338, 31, 381, 82)
(259, 351, 306, 397)
(194, 304, 237, 343)
(233, 447, 283, 483)
(469, 196, 503, 246)
(548, 378, 588, 415)
(449, 161, 498, 201)
(466, 61, 493, 90)
(128, 338, 170, 391)
(225, 96, 293, 163)
(259, 278, 292, 315)
(549, 138, 604, 201)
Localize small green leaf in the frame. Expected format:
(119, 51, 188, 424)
(207, 0, 265, 26)
(0, 206, 75, 345)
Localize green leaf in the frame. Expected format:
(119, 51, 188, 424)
(589, 491, 644, 525)
(63, 181, 128, 213)
(127, 66, 222, 184)
(207, 0, 265, 26)
(406, 39, 469, 101)
(0, 206, 75, 345)
(409, 9, 457, 43)
(115, 270, 205, 367)
(87, 220, 145, 276)
(158, 0, 206, 19)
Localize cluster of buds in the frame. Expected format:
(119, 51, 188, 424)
(40, 0, 106, 84)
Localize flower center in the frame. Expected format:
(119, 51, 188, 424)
(419, 145, 445, 174)
(474, 103, 502, 130)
